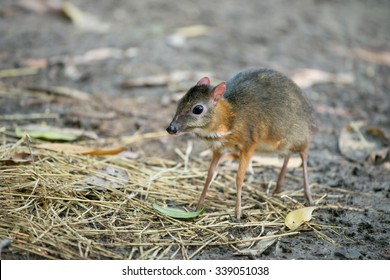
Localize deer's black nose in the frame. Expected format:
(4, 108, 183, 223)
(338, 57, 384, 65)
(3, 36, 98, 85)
(166, 123, 178, 135)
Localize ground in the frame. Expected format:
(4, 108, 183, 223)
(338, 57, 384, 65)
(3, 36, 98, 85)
(0, 0, 389, 259)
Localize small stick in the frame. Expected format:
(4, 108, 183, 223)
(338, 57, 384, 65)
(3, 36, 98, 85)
(350, 122, 368, 145)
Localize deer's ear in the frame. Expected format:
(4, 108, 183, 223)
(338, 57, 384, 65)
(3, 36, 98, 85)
(196, 77, 210, 86)
(211, 82, 226, 104)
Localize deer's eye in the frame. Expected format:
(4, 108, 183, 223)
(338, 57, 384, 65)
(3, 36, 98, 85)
(192, 105, 204, 115)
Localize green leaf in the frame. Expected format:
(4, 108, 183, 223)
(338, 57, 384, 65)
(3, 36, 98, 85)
(152, 202, 204, 219)
(15, 127, 79, 142)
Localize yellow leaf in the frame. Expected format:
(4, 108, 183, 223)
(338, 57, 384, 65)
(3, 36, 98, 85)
(174, 25, 209, 38)
(62, 1, 109, 33)
(285, 206, 317, 230)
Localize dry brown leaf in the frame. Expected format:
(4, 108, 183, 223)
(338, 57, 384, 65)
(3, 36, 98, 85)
(37, 143, 126, 155)
(37, 143, 94, 154)
(84, 146, 126, 156)
(0, 152, 34, 165)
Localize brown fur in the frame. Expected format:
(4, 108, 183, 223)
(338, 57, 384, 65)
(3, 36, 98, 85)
(167, 67, 318, 220)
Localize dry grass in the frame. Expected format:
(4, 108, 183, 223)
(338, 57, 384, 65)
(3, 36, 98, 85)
(0, 131, 341, 260)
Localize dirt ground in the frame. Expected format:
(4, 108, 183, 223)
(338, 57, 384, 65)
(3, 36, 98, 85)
(0, 0, 389, 259)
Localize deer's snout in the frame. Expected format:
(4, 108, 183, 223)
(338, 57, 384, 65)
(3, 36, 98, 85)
(166, 123, 179, 135)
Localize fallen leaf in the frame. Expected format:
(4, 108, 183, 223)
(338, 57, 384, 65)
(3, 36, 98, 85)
(70, 47, 127, 64)
(153, 202, 204, 219)
(174, 25, 210, 37)
(166, 25, 209, 48)
(17, 0, 62, 14)
(62, 1, 110, 33)
(117, 151, 139, 160)
(45, 47, 138, 67)
(238, 231, 279, 256)
(0, 152, 34, 165)
(84, 146, 126, 156)
(37, 143, 92, 153)
(81, 48, 122, 61)
(121, 71, 212, 88)
(285, 206, 317, 230)
(16, 126, 78, 141)
(76, 166, 129, 191)
(338, 121, 389, 163)
(291, 68, 354, 89)
(16, 125, 97, 141)
(27, 86, 90, 100)
(37, 143, 126, 155)
(354, 48, 390, 66)
(331, 44, 390, 66)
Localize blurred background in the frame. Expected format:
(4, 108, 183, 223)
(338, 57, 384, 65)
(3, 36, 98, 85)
(1, 0, 389, 155)
(0, 0, 389, 260)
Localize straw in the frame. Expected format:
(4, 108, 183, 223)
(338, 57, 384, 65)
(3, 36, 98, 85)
(0, 132, 351, 259)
